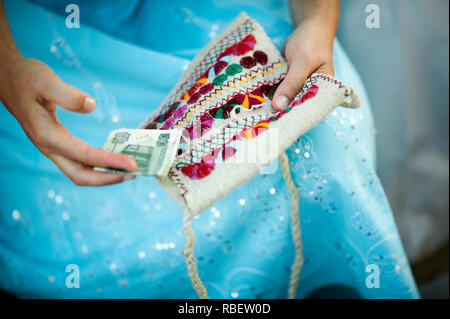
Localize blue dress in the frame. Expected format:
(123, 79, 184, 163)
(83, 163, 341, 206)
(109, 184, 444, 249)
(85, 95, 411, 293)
(0, 0, 419, 298)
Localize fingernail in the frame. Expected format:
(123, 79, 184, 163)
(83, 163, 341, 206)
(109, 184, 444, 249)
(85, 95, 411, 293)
(84, 97, 96, 112)
(123, 175, 136, 181)
(275, 95, 289, 109)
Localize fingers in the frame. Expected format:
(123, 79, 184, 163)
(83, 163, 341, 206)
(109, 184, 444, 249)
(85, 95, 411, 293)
(42, 72, 96, 113)
(46, 126, 138, 172)
(272, 57, 315, 111)
(49, 153, 135, 186)
(26, 102, 137, 185)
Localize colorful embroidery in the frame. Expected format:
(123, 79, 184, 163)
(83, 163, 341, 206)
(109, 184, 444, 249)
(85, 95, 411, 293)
(141, 12, 358, 205)
(174, 61, 286, 128)
(176, 81, 319, 180)
(139, 14, 360, 301)
(145, 24, 283, 132)
(165, 19, 255, 109)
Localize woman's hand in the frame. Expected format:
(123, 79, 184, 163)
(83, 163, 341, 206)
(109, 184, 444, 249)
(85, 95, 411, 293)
(0, 0, 136, 186)
(0, 53, 137, 186)
(273, 0, 339, 110)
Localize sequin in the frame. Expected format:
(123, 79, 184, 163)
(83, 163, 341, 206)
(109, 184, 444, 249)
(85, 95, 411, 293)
(138, 251, 146, 259)
(12, 209, 20, 220)
(55, 195, 64, 204)
(62, 211, 70, 221)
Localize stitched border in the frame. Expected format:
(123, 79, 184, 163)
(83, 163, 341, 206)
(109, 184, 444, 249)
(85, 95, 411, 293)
(313, 73, 351, 96)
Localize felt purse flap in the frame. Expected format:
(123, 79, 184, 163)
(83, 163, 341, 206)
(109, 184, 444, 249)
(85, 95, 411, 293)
(140, 12, 360, 215)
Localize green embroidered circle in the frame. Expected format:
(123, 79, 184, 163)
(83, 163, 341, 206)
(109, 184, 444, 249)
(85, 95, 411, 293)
(225, 63, 242, 76)
(157, 115, 166, 123)
(212, 74, 228, 86)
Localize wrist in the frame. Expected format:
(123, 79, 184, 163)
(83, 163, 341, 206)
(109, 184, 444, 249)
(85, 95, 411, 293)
(0, 49, 22, 101)
(297, 16, 337, 39)
(290, 0, 339, 40)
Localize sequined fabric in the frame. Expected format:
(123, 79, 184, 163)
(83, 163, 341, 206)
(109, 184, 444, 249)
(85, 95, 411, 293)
(0, 0, 419, 298)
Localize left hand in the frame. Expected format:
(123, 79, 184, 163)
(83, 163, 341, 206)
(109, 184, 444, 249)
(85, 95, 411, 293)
(272, 19, 335, 110)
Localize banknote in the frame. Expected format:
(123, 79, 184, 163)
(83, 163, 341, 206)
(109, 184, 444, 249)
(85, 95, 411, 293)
(94, 128, 182, 176)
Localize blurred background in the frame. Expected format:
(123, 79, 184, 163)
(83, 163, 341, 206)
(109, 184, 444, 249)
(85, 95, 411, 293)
(337, 0, 449, 298)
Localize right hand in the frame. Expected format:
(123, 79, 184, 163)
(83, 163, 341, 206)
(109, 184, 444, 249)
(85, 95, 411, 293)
(0, 53, 138, 186)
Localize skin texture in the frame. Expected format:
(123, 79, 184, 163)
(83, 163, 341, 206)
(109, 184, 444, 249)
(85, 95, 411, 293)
(0, 0, 339, 186)
(273, 0, 339, 110)
(0, 1, 137, 186)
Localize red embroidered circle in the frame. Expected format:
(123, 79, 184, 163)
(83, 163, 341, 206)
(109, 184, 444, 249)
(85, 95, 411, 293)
(253, 50, 268, 65)
(240, 56, 256, 69)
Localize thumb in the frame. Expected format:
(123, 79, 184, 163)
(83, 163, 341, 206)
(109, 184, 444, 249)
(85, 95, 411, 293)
(272, 59, 313, 111)
(44, 74, 96, 113)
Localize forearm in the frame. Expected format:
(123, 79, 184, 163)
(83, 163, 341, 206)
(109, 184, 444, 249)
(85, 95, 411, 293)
(289, 0, 339, 35)
(273, 0, 339, 109)
(0, 0, 22, 103)
(0, 0, 20, 56)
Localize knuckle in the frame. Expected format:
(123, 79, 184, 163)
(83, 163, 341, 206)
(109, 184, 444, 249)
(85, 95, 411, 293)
(69, 175, 86, 186)
(287, 50, 310, 65)
(97, 148, 115, 165)
(31, 131, 49, 150)
(74, 92, 86, 110)
(79, 144, 94, 165)
(301, 52, 316, 66)
(32, 77, 51, 93)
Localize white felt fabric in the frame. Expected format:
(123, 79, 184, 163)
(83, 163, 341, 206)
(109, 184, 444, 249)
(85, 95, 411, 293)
(140, 12, 360, 215)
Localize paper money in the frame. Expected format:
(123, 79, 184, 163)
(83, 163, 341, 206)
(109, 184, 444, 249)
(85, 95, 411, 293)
(94, 128, 182, 176)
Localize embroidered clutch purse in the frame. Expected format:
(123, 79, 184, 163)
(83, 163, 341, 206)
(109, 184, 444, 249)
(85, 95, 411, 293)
(140, 12, 360, 298)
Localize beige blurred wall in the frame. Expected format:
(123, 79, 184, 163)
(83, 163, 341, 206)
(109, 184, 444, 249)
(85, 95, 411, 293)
(337, 0, 449, 265)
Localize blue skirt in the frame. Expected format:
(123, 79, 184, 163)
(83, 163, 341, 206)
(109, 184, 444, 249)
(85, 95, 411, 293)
(0, 0, 419, 298)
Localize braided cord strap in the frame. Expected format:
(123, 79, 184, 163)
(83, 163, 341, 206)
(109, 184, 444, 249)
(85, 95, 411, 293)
(182, 209, 209, 299)
(183, 152, 302, 299)
(279, 151, 304, 299)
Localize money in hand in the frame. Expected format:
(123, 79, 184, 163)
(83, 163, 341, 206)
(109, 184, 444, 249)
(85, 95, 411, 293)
(94, 128, 181, 176)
